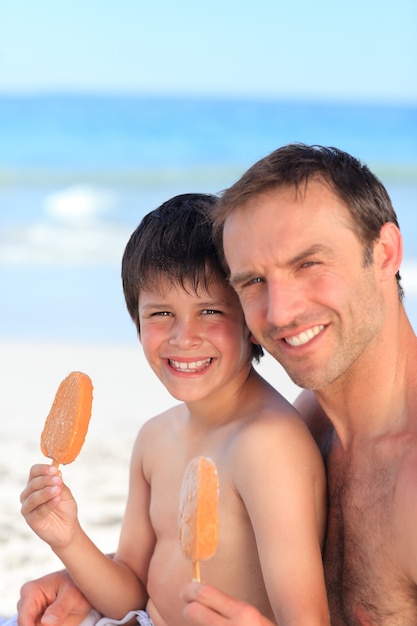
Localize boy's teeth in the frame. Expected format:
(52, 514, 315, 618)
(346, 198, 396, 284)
(285, 325, 324, 347)
(169, 358, 212, 372)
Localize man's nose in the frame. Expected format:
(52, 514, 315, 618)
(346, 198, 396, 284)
(265, 277, 304, 330)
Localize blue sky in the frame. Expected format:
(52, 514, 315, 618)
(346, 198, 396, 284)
(1, 0, 416, 103)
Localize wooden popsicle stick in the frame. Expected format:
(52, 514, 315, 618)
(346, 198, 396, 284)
(192, 560, 201, 583)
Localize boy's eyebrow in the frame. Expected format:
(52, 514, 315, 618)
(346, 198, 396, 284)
(139, 300, 174, 310)
(229, 244, 334, 288)
(140, 298, 232, 309)
(198, 299, 231, 307)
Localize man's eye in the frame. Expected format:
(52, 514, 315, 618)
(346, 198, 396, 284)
(244, 277, 262, 287)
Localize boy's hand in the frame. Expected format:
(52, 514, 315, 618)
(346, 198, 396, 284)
(181, 583, 274, 626)
(20, 464, 78, 549)
(17, 570, 92, 626)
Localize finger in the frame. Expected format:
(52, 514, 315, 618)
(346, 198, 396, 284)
(184, 600, 227, 626)
(41, 581, 92, 626)
(182, 584, 237, 617)
(20, 469, 62, 504)
(20, 482, 62, 517)
(182, 584, 268, 626)
(29, 464, 60, 481)
(16, 585, 41, 626)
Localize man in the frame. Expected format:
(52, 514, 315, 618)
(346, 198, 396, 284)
(182, 144, 417, 626)
(17, 145, 417, 625)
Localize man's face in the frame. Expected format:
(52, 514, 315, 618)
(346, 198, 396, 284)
(223, 180, 383, 390)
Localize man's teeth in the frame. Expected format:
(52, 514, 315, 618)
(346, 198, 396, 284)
(284, 325, 324, 347)
(169, 358, 212, 372)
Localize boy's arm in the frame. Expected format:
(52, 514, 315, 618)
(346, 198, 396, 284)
(233, 411, 330, 626)
(20, 430, 154, 620)
(53, 429, 156, 620)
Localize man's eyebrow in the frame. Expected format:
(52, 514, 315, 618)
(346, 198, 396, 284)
(229, 244, 333, 288)
(289, 244, 334, 265)
(229, 271, 257, 289)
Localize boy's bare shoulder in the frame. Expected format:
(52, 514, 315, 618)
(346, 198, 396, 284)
(129, 402, 187, 459)
(126, 402, 195, 486)
(242, 369, 300, 419)
(236, 370, 319, 450)
(227, 373, 325, 496)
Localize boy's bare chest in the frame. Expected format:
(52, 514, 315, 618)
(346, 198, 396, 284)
(323, 442, 417, 625)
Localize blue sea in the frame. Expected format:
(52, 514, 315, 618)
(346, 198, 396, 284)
(1, 95, 416, 343)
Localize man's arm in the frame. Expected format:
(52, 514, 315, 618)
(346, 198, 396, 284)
(17, 569, 90, 626)
(16, 563, 114, 626)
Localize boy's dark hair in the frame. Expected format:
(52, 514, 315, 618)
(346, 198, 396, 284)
(122, 193, 263, 362)
(214, 143, 403, 300)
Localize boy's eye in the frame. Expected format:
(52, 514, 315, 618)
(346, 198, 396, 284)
(152, 311, 172, 316)
(201, 309, 221, 315)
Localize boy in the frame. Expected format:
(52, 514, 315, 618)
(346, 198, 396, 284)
(20, 193, 329, 626)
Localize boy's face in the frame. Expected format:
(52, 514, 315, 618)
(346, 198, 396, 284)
(137, 276, 254, 403)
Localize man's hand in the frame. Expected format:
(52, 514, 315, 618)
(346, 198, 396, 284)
(17, 570, 92, 626)
(181, 583, 274, 626)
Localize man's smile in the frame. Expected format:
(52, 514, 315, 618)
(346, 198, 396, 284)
(283, 325, 325, 347)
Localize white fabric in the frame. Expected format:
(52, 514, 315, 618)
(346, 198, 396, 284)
(84, 609, 153, 626)
(0, 616, 17, 626)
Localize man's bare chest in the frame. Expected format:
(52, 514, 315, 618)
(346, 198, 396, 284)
(323, 443, 417, 625)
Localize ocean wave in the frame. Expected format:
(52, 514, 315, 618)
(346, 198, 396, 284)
(0, 164, 244, 188)
(1, 183, 416, 285)
(0, 186, 131, 265)
(1, 162, 417, 189)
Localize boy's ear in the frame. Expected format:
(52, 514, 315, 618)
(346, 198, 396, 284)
(374, 222, 403, 282)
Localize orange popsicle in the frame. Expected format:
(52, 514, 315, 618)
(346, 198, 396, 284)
(178, 456, 219, 582)
(41, 371, 93, 467)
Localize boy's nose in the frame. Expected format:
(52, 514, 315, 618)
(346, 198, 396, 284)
(168, 320, 202, 348)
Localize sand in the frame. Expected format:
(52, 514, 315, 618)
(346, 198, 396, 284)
(0, 340, 301, 617)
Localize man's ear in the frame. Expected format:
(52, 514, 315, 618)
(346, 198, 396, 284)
(249, 333, 261, 346)
(374, 222, 403, 282)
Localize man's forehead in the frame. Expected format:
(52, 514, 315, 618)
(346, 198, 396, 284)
(223, 181, 351, 231)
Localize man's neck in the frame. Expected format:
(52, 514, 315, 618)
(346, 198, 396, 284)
(315, 308, 417, 448)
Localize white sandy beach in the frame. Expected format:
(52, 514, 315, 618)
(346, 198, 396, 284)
(0, 340, 301, 617)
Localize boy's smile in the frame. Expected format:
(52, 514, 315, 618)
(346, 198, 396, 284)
(168, 357, 213, 373)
